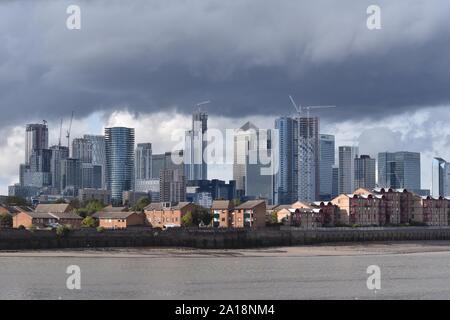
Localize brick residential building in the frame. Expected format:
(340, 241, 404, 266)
(144, 202, 196, 228)
(92, 211, 144, 229)
(233, 200, 266, 228)
(13, 211, 82, 229)
(211, 200, 235, 228)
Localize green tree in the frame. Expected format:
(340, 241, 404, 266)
(82, 216, 98, 228)
(85, 200, 105, 215)
(181, 211, 194, 227)
(0, 214, 13, 228)
(69, 198, 81, 209)
(132, 197, 151, 212)
(181, 207, 212, 227)
(5, 196, 28, 206)
(56, 225, 71, 237)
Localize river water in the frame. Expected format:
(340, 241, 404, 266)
(1, 242, 450, 299)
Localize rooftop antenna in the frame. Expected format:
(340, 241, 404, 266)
(66, 111, 74, 152)
(58, 118, 63, 147)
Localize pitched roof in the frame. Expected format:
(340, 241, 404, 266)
(92, 211, 138, 219)
(50, 212, 82, 220)
(144, 202, 193, 211)
(239, 121, 259, 132)
(211, 200, 233, 210)
(35, 204, 72, 213)
(98, 206, 128, 213)
(20, 212, 54, 219)
(235, 200, 266, 209)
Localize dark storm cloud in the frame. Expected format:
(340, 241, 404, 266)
(1, 0, 450, 125)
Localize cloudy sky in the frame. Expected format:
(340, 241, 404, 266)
(1, 0, 450, 194)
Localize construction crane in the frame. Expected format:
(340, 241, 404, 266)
(288, 95, 337, 208)
(196, 100, 211, 113)
(66, 111, 74, 151)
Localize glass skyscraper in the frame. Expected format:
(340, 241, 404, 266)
(319, 134, 335, 200)
(185, 111, 208, 181)
(377, 151, 421, 190)
(432, 157, 450, 197)
(354, 155, 376, 190)
(105, 127, 135, 205)
(338, 146, 359, 194)
(84, 135, 107, 189)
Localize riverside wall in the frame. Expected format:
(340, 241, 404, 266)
(2, 226, 450, 250)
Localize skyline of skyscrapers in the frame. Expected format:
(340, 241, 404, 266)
(7, 113, 436, 206)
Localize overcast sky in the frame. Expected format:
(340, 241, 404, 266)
(1, 0, 450, 194)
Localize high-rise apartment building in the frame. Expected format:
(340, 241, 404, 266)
(274, 116, 319, 203)
(72, 138, 93, 163)
(319, 134, 335, 201)
(274, 117, 295, 204)
(159, 169, 186, 203)
(185, 111, 208, 181)
(25, 123, 48, 165)
(338, 146, 359, 194)
(60, 158, 82, 196)
(50, 145, 69, 194)
(378, 151, 421, 190)
(354, 155, 376, 190)
(105, 127, 135, 205)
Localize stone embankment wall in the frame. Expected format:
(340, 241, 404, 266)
(1, 226, 450, 250)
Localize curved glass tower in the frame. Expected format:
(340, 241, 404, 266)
(105, 127, 135, 205)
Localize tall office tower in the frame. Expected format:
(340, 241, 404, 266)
(25, 123, 49, 165)
(50, 145, 69, 194)
(354, 155, 376, 190)
(297, 116, 320, 202)
(60, 158, 82, 196)
(319, 134, 335, 201)
(72, 138, 93, 163)
(135, 143, 152, 180)
(159, 169, 186, 203)
(185, 111, 208, 181)
(274, 117, 296, 204)
(245, 149, 274, 204)
(105, 127, 135, 205)
(377, 151, 421, 190)
(338, 146, 359, 194)
(84, 135, 107, 189)
(331, 165, 339, 198)
(233, 122, 262, 196)
(432, 157, 450, 197)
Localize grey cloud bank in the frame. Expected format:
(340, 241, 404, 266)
(1, 0, 450, 127)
